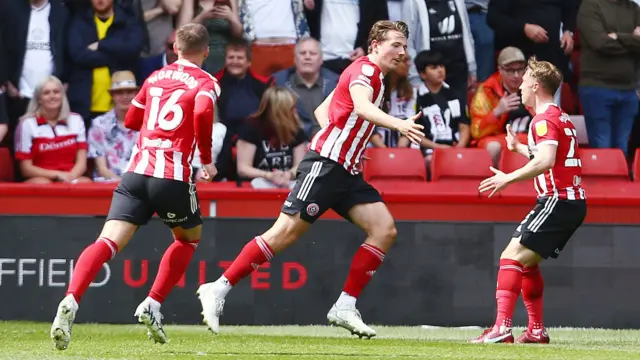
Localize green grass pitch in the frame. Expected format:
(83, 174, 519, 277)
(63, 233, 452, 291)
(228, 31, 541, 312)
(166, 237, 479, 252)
(3, 322, 640, 359)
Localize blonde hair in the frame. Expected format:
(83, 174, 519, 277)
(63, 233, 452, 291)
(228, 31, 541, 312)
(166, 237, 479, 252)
(527, 57, 563, 95)
(249, 87, 301, 146)
(24, 76, 70, 121)
(368, 20, 409, 54)
(175, 23, 209, 54)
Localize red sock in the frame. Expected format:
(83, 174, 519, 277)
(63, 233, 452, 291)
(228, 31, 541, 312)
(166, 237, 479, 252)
(149, 239, 198, 303)
(66, 237, 117, 303)
(495, 259, 523, 328)
(342, 243, 385, 298)
(522, 265, 544, 331)
(223, 236, 273, 286)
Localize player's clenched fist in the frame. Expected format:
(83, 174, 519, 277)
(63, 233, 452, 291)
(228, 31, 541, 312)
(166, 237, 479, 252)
(201, 163, 218, 182)
(395, 113, 425, 145)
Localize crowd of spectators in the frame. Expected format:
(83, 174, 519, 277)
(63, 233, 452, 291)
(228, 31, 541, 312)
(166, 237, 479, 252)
(0, 0, 639, 186)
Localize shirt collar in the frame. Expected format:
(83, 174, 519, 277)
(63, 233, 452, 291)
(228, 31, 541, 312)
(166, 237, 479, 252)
(538, 102, 558, 113)
(174, 58, 198, 68)
(36, 116, 66, 126)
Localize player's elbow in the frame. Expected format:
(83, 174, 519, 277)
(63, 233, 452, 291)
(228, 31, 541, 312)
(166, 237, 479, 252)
(537, 155, 555, 171)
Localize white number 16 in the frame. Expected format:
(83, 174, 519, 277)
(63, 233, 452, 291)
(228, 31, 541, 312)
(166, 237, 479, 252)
(146, 87, 186, 131)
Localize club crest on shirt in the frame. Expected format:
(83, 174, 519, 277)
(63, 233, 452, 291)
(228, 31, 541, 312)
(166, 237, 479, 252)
(361, 64, 375, 77)
(535, 120, 548, 136)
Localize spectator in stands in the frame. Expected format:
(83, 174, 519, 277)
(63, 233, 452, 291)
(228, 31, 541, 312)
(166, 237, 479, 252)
(304, 0, 388, 75)
(236, 87, 306, 189)
(66, 0, 144, 126)
(14, 76, 91, 184)
(470, 46, 531, 165)
(387, 0, 403, 22)
(214, 39, 275, 138)
(192, 117, 234, 182)
(465, 0, 493, 82)
(240, 0, 310, 77)
(487, 0, 576, 93)
(140, 0, 181, 57)
(0, 94, 8, 145)
(402, 0, 477, 108)
(273, 37, 338, 139)
(178, 0, 243, 75)
(0, 0, 70, 146)
(370, 54, 416, 148)
(577, 0, 640, 155)
(87, 71, 139, 182)
(398, 51, 470, 165)
(140, 30, 178, 81)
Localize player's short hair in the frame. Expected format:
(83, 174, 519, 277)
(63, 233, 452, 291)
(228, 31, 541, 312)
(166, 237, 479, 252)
(175, 23, 209, 54)
(367, 20, 409, 54)
(225, 38, 252, 60)
(414, 50, 445, 73)
(527, 57, 563, 95)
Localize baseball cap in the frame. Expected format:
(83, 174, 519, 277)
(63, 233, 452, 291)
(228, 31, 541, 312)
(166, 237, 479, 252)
(109, 71, 138, 92)
(497, 47, 526, 66)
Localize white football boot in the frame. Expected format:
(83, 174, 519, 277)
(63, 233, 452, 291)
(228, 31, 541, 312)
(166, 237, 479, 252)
(50, 294, 79, 350)
(134, 297, 167, 344)
(196, 282, 227, 334)
(327, 304, 377, 339)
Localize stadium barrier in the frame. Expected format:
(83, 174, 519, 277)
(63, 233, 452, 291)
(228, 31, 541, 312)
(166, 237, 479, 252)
(2, 216, 639, 328)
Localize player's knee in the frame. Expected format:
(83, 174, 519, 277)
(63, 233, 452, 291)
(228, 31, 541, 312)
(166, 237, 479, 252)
(500, 241, 538, 267)
(370, 221, 397, 244)
(175, 238, 200, 249)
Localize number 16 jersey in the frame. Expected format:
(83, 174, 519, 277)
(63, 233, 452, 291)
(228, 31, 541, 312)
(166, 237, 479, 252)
(528, 103, 586, 200)
(126, 59, 221, 182)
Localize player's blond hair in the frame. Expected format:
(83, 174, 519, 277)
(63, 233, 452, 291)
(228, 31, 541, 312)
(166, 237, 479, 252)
(175, 23, 209, 54)
(249, 87, 302, 147)
(367, 20, 409, 54)
(527, 57, 563, 95)
(24, 76, 71, 122)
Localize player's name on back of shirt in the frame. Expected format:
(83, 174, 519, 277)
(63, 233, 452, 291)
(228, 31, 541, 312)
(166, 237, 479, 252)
(147, 69, 201, 89)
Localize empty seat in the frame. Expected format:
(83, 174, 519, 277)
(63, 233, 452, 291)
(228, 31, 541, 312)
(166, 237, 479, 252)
(498, 150, 530, 173)
(0, 148, 14, 182)
(579, 148, 629, 182)
(363, 148, 427, 182)
(430, 148, 493, 181)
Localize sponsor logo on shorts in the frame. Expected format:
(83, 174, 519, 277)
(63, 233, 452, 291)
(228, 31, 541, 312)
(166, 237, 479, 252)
(167, 213, 176, 219)
(306, 203, 319, 217)
(164, 215, 188, 224)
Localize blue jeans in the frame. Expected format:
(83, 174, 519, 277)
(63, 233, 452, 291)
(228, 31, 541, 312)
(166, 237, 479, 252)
(468, 12, 494, 82)
(579, 86, 638, 154)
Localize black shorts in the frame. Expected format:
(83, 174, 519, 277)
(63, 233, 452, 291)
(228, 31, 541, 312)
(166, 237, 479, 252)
(107, 172, 202, 229)
(513, 197, 587, 259)
(282, 151, 383, 223)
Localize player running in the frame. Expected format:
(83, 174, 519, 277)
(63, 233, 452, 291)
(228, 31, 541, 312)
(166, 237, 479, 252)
(196, 20, 424, 339)
(473, 58, 586, 344)
(50, 23, 220, 350)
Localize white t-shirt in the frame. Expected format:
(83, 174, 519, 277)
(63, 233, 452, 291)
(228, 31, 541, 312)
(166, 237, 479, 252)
(192, 122, 228, 168)
(20, 1, 54, 99)
(321, 0, 360, 61)
(247, 0, 297, 39)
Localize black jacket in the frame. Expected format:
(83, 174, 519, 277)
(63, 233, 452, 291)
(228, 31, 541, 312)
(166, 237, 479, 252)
(0, 0, 70, 86)
(305, 0, 389, 52)
(487, 0, 579, 79)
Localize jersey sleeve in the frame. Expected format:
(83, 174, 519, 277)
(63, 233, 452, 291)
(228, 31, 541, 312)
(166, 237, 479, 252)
(347, 62, 381, 93)
(532, 116, 560, 146)
(72, 114, 88, 150)
(193, 79, 220, 166)
(131, 80, 148, 109)
(14, 118, 34, 160)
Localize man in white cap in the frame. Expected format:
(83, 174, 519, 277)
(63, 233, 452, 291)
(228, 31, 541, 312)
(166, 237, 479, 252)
(87, 70, 140, 181)
(469, 46, 533, 164)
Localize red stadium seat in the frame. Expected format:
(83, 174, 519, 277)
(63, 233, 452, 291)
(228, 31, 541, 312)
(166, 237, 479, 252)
(579, 148, 630, 182)
(430, 148, 493, 181)
(633, 149, 640, 181)
(0, 148, 14, 182)
(498, 150, 530, 173)
(362, 148, 427, 182)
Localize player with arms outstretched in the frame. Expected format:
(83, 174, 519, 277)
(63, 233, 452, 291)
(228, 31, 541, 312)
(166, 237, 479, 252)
(196, 20, 424, 339)
(473, 58, 586, 344)
(50, 23, 221, 350)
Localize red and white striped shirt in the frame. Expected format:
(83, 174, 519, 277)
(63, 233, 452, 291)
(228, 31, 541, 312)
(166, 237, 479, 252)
(310, 56, 385, 174)
(14, 113, 88, 172)
(124, 59, 221, 182)
(528, 103, 586, 200)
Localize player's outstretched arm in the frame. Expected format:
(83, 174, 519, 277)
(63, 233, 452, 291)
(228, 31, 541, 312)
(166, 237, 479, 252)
(350, 84, 424, 144)
(314, 90, 335, 129)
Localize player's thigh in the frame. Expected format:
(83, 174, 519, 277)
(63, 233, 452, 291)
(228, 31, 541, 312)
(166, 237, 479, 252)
(261, 212, 312, 252)
(147, 178, 203, 230)
(171, 225, 202, 243)
(512, 198, 586, 260)
(105, 173, 154, 249)
(281, 152, 344, 224)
